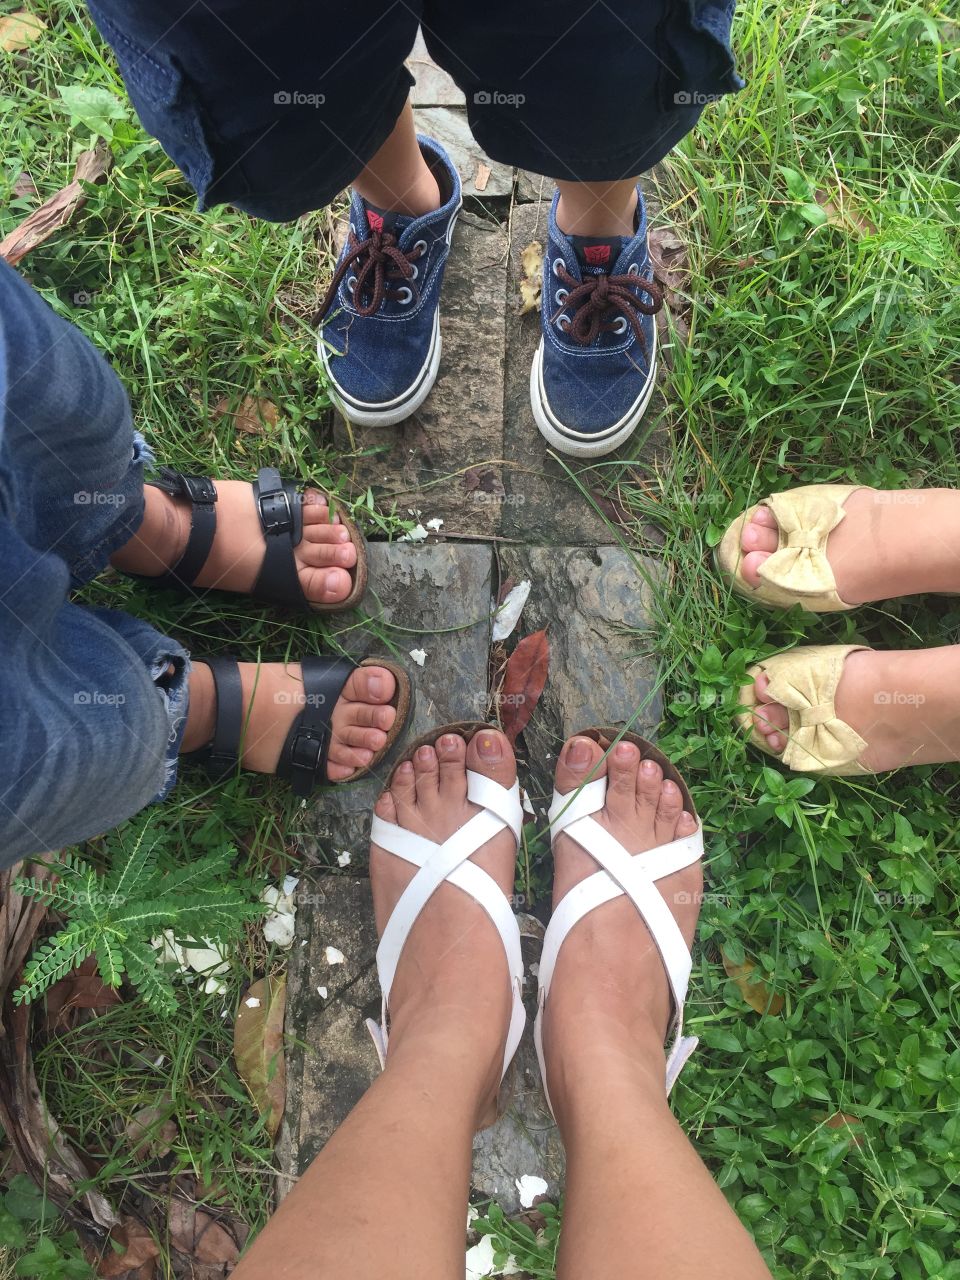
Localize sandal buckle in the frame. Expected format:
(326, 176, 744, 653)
(258, 487, 293, 535)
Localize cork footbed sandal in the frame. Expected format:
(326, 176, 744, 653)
(184, 655, 411, 796)
(716, 484, 866, 613)
(364, 722, 526, 1124)
(737, 645, 873, 776)
(534, 726, 704, 1115)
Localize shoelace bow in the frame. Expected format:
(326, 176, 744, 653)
(551, 260, 663, 348)
(317, 228, 423, 321)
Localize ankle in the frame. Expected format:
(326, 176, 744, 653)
(385, 1006, 504, 1124)
(180, 662, 216, 752)
(555, 184, 638, 238)
(353, 162, 441, 219)
(110, 484, 187, 576)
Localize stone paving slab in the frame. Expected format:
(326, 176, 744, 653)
(407, 30, 465, 107)
(297, 541, 493, 861)
(331, 211, 507, 540)
(414, 107, 514, 199)
(498, 544, 664, 806)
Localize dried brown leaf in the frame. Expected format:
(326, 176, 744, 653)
(12, 172, 37, 200)
(97, 1220, 158, 1279)
(500, 629, 549, 745)
(474, 162, 491, 192)
(213, 395, 278, 437)
(168, 1200, 241, 1267)
(0, 11, 46, 52)
(0, 141, 111, 267)
(233, 975, 286, 1139)
(517, 240, 543, 315)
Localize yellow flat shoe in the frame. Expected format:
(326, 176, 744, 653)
(737, 644, 873, 776)
(717, 484, 866, 613)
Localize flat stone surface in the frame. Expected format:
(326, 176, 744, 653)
(407, 30, 465, 107)
(280, 884, 563, 1212)
(298, 541, 493, 863)
(331, 211, 508, 539)
(497, 544, 664, 806)
(413, 106, 513, 199)
(501, 200, 670, 544)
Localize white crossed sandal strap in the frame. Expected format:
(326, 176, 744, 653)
(534, 768, 704, 1116)
(366, 764, 527, 1081)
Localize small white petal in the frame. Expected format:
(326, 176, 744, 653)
(520, 787, 535, 816)
(425, 517, 444, 532)
(337, 850, 352, 867)
(491, 579, 531, 642)
(244, 996, 261, 1008)
(515, 1174, 548, 1208)
(317, 986, 328, 998)
(325, 946, 346, 966)
(282, 874, 300, 896)
(409, 648, 427, 667)
(399, 523, 428, 543)
(529, 962, 539, 978)
(465, 1236, 496, 1280)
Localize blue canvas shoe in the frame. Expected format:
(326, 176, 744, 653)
(530, 187, 663, 458)
(317, 136, 461, 427)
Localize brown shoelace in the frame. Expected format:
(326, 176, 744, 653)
(551, 261, 663, 349)
(316, 228, 424, 321)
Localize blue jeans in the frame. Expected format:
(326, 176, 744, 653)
(0, 260, 190, 866)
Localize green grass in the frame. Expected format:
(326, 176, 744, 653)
(3, 0, 960, 1276)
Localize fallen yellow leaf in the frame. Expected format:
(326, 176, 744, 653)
(721, 948, 784, 1015)
(0, 10, 46, 52)
(234, 975, 286, 1139)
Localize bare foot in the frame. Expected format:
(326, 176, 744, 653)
(750, 645, 960, 771)
(181, 662, 397, 782)
(111, 480, 358, 606)
(540, 735, 700, 1124)
(369, 730, 518, 1128)
(740, 488, 960, 605)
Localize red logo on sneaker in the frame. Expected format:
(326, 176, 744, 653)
(583, 244, 611, 266)
(366, 210, 384, 232)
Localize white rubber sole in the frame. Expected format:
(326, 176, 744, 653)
(529, 328, 659, 459)
(318, 309, 442, 428)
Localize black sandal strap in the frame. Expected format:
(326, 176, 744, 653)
(251, 466, 308, 608)
(275, 655, 358, 797)
(191, 656, 244, 782)
(148, 467, 218, 590)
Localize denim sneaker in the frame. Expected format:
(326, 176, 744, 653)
(317, 135, 462, 427)
(530, 186, 663, 458)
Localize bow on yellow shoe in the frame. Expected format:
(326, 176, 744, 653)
(738, 645, 871, 776)
(716, 484, 865, 613)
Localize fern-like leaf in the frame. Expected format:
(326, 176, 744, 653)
(123, 941, 177, 1016)
(95, 936, 124, 989)
(14, 924, 98, 1003)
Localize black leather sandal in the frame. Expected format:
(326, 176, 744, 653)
(133, 466, 367, 612)
(184, 655, 412, 797)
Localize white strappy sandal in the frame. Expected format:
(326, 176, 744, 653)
(365, 724, 527, 1089)
(534, 729, 704, 1115)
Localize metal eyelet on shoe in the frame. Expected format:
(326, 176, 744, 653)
(555, 288, 569, 305)
(627, 263, 640, 276)
(556, 315, 570, 331)
(409, 264, 419, 280)
(346, 275, 357, 292)
(413, 239, 428, 257)
(612, 316, 629, 335)
(552, 257, 565, 277)
(397, 286, 413, 305)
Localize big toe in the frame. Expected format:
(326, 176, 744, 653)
(464, 728, 518, 892)
(553, 734, 607, 797)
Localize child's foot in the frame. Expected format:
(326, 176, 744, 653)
(739, 488, 960, 605)
(529, 185, 663, 459)
(113, 479, 358, 607)
(182, 662, 397, 782)
(369, 730, 518, 1127)
(540, 735, 700, 1119)
(317, 136, 462, 427)
(749, 645, 960, 772)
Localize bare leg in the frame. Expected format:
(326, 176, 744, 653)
(351, 98, 441, 216)
(544, 736, 772, 1280)
(555, 178, 639, 237)
(232, 731, 517, 1280)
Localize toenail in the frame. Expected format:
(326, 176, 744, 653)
(339, 548, 353, 565)
(641, 759, 658, 775)
(417, 746, 433, 762)
(477, 733, 502, 761)
(366, 674, 383, 698)
(398, 761, 413, 776)
(439, 734, 459, 752)
(565, 738, 592, 770)
(663, 780, 678, 796)
(337, 527, 349, 540)
(615, 742, 633, 758)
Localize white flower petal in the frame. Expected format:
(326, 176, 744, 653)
(325, 946, 346, 966)
(244, 996, 261, 1008)
(515, 1174, 548, 1208)
(491, 580, 531, 642)
(425, 517, 444, 532)
(317, 986, 328, 998)
(337, 850, 352, 867)
(409, 648, 427, 667)
(399, 523, 428, 543)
